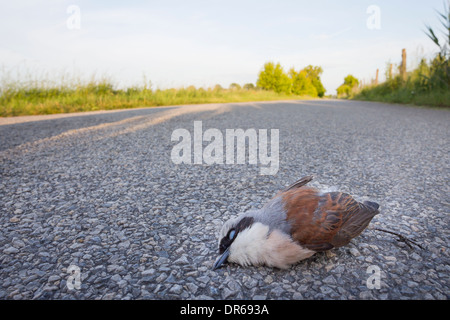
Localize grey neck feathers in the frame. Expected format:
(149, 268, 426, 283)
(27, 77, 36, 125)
(242, 196, 291, 235)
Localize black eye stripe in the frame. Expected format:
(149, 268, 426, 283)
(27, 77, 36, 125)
(218, 217, 255, 254)
(235, 217, 254, 233)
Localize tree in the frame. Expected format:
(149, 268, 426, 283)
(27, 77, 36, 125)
(229, 83, 241, 90)
(337, 75, 359, 97)
(288, 68, 317, 96)
(344, 74, 359, 87)
(303, 65, 326, 97)
(256, 62, 291, 94)
(243, 83, 255, 90)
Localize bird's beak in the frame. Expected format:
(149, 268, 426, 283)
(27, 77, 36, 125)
(212, 247, 230, 270)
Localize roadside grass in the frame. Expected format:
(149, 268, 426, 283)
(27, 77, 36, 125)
(0, 79, 312, 117)
(353, 85, 450, 108)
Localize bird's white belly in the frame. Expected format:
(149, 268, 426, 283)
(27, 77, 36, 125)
(228, 222, 315, 269)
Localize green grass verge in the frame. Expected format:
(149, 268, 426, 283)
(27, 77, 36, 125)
(352, 86, 450, 108)
(0, 82, 312, 117)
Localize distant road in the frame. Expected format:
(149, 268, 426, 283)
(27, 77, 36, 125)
(0, 99, 448, 300)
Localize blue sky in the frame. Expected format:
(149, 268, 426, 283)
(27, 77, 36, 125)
(0, 0, 447, 94)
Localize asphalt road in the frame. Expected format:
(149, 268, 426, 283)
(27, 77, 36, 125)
(0, 99, 448, 300)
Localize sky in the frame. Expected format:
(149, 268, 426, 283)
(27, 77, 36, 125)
(0, 0, 447, 94)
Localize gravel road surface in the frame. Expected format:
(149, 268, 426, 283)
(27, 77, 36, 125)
(0, 99, 448, 300)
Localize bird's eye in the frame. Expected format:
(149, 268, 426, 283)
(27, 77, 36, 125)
(229, 229, 236, 240)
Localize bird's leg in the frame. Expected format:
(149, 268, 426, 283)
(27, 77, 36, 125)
(373, 228, 425, 250)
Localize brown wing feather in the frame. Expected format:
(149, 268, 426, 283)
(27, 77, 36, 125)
(282, 189, 379, 251)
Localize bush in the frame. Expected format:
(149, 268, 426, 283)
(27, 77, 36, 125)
(256, 62, 291, 94)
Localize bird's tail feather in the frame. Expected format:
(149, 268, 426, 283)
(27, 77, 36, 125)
(363, 201, 380, 210)
(283, 175, 314, 192)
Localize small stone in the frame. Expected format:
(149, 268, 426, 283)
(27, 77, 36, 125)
(186, 283, 198, 294)
(140, 275, 156, 284)
(320, 286, 335, 295)
(410, 253, 422, 261)
(379, 293, 389, 300)
(9, 217, 20, 223)
(400, 286, 415, 297)
(89, 236, 101, 244)
(3, 247, 19, 254)
(155, 257, 170, 265)
(292, 292, 303, 299)
(349, 248, 360, 257)
(118, 240, 130, 249)
(298, 284, 309, 292)
(170, 284, 183, 294)
(111, 274, 122, 282)
(424, 293, 434, 300)
(243, 277, 258, 289)
(208, 286, 219, 296)
(43, 284, 58, 292)
(174, 255, 189, 265)
(222, 288, 235, 299)
(165, 273, 177, 283)
(48, 275, 61, 282)
(12, 239, 25, 248)
(227, 280, 241, 292)
(325, 263, 335, 272)
(270, 286, 284, 297)
(185, 270, 198, 277)
(359, 290, 373, 299)
(69, 242, 83, 249)
(142, 269, 155, 276)
(107, 264, 123, 273)
(323, 275, 337, 285)
(156, 273, 167, 283)
(197, 276, 210, 284)
(384, 256, 397, 262)
(264, 275, 273, 284)
(102, 293, 116, 300)
(195, 295, 214, 300)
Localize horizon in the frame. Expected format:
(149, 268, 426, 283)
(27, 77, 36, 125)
(0, 0, 447, 94)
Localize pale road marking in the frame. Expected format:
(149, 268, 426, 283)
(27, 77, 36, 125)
(0, 104, 221, 156)
(0, 101, 276, 157)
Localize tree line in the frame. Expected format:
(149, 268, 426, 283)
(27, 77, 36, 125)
(256, 62, 326, 97)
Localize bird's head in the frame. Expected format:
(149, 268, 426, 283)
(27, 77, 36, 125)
(212, 209, 317, 270)
(213, 214, 271, 270)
